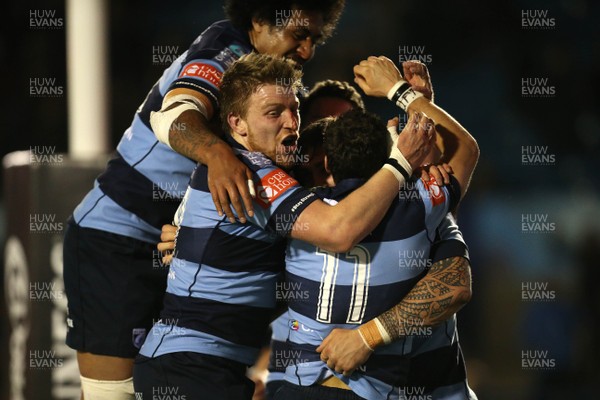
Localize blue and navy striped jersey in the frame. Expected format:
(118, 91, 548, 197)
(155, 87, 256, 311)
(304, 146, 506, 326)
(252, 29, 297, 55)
(139, 139, 318, 366)
(389, 214, 476, 399)
(280, 176, 467, 399)
(267, 212, 471, 395)
(71, 21, 253, 243)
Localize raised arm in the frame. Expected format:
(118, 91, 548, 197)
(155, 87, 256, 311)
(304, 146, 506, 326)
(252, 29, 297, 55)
(316, 255, 472, 375)
(289, 57, 479, 253)
(151, 87, 255, 223)
(290, 112, 436, 253)
(353, 56, 479, 199)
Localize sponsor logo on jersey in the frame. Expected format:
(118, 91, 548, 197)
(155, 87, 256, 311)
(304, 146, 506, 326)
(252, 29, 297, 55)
(421, 175, 445, 207)
(179, 62, 223, 87)
(256, 169, 298, 208)
(214, 43, 248, 68)
(289, 320, 299, 331)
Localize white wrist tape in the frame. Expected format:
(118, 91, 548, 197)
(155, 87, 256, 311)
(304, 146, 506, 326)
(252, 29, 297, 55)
(396, 88, 423, 112)
(384, 139, 413, 179)
(387, 79, 424, 112)
(374, 318, 392, 345)
(390, 145, 413, 176)
(386, 80, 407, 101)
(150, 94, 208, 149)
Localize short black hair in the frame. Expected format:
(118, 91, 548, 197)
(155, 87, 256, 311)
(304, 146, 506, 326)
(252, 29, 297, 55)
(224, 0, 345, 40)
(323, 109, 389, 182)
(298, 117, 332, 155)
(300, 80, 364, 122)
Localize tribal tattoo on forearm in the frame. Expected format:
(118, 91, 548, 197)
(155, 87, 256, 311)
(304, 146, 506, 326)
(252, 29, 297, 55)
(378, 256, 472, 341)
(169, 111, 221, 165)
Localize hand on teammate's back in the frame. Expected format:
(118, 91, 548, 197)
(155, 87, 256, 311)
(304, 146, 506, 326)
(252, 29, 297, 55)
(316, 328, 372, 377)
(158, 224, 177, 265)
(207, 149, 256, 223)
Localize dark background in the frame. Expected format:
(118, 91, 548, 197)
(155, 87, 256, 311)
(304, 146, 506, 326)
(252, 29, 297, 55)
(2, 0, 600, 399)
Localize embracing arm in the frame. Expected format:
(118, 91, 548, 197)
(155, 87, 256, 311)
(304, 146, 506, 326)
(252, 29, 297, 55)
(317, 256, 472, 374)
(363, 256, 471, 345)
(290, 112, 435, 253)
(152, 87, 255, 222)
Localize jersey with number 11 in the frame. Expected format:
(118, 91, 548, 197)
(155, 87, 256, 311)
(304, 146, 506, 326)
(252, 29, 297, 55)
(282, 176, 461, 399)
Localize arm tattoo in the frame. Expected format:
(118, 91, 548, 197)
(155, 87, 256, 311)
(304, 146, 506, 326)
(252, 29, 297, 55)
(168, 110, 223, 164)
(378, 256, 472, 341)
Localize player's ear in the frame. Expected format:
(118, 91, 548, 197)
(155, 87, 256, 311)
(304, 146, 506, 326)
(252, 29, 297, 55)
(228, 113, 248, 137)
(324, 155, 331, 174)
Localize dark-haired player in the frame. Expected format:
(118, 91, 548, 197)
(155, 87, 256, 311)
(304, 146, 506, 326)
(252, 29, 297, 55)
(133, 52, 435, 400)
(154, 75, 471, 399)
(274, 57, 478, 399)
(63, 2, 345, 398)
(300, 80, 365, 124)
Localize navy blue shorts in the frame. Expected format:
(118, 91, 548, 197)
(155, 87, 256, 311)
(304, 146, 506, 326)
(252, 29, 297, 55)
(63, 221, 168, 357)
(273, 381, 365, 400)
(133, 352, 255, 400)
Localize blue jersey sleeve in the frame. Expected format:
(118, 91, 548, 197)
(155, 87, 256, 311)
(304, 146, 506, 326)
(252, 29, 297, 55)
(167, 21, 252, 112)
(415, 174, 462, 238)
(430, 213, 470, 262)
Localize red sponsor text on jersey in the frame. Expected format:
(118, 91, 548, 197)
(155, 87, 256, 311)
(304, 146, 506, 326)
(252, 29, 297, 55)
(179, 62, 223, 87)
(422, 175, 445, 207)
(255, 169, 298, 208)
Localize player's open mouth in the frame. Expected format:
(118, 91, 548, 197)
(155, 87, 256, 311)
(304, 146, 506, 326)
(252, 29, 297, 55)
(280, 135, 298, 153)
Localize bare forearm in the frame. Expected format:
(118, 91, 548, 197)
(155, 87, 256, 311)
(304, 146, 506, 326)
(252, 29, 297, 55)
(334, 170, 401, 245)
(292, 112, 435, 252)
(408, 98, 479, 196)
(409, 98, 478, 160)
(383, 257, 471, 336)
(359, 256, 472, 348)
(295, 169, 400, 252)
(316, 258, 471, 373)
(168, 109, 228, 165)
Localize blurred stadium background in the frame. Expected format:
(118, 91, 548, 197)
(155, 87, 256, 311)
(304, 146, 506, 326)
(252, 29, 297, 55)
(1, 0, 599, 398)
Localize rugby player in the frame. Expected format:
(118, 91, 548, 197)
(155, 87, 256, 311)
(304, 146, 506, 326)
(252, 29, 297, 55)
(275, 117, 476, 400)
(155, 80, 367, 400)
(315, 61, 478, 399)
(132, 53, 436, 399)
(154, 76, 463, 400)
(63, 1, 345, 398)
(273, 57, 479, 399)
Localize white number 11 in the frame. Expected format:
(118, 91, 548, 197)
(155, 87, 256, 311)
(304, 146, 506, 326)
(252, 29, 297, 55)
(316, 245, 372, 324)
